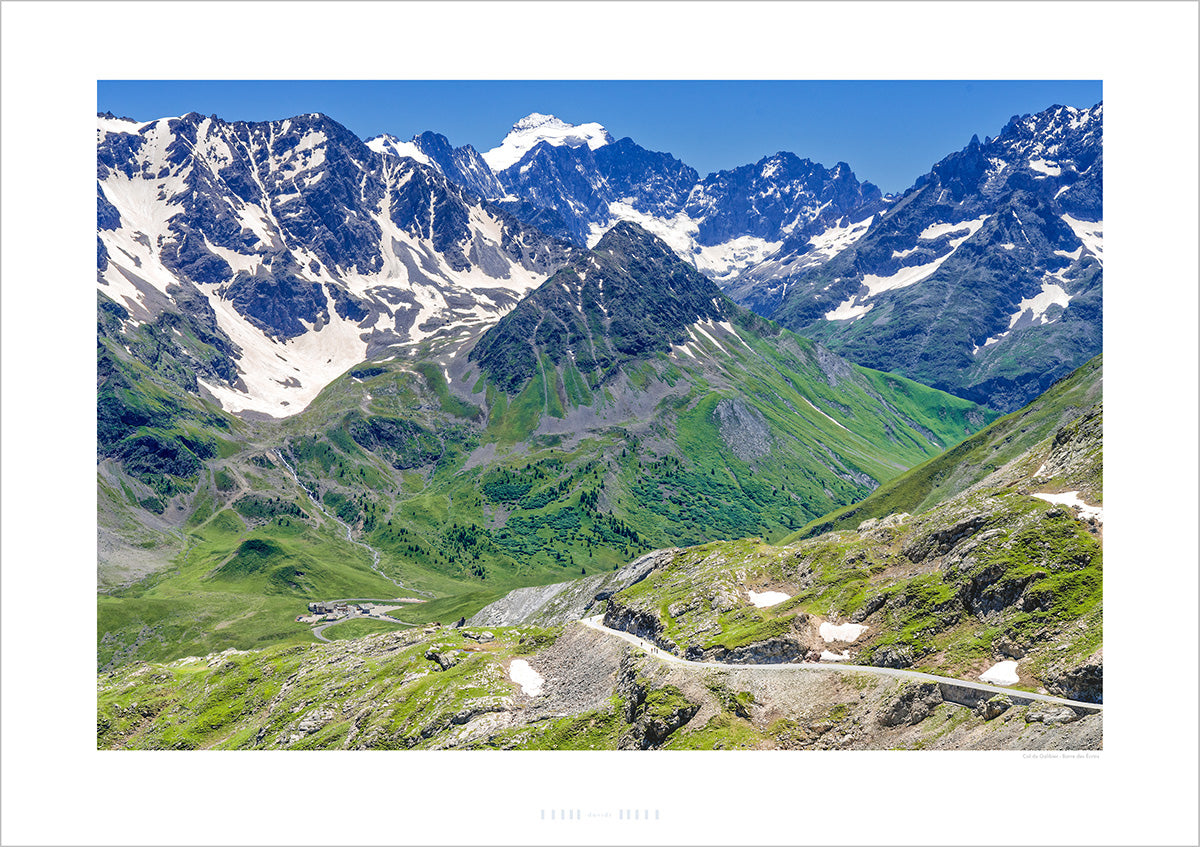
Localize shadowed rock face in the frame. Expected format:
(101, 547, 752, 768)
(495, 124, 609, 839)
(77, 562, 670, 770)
(468, 221, 732, 394)
(1047, 650, 1104, 704)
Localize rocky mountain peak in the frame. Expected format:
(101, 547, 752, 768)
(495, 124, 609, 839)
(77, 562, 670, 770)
(468, 221, 731, 393)
(762, 100, 1103, 413)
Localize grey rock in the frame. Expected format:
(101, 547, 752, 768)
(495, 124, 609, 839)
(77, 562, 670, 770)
(467, 548, 676, 627)
(424, 649, 463, 671)
(686, 637, 806, 665)
(873, 644, 915, 669)
(976, 695, 1013, 720)
(995, 634, 1026, 659)
(667, 600, 693, 618)
(712, 397, 772, 461)
(1046, 649, 1103, 704)
(1026, 706, 1078, 725)
(710, 591, 737, 613)
(878, 682, 943, 727)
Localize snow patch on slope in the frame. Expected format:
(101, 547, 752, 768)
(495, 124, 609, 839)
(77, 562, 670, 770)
(1032, 491, 1103, 523)
(197, 294, 370, 416)
(748, 590, 790, 608)
(1061, 214, 1103, 264)
(507, 659, 545, 696)
(804, 216, 874, 263)
(801, 396, 849, 431)
(1008, 281, 1071, 328)
(694, 235, 782, 280)
(586, 203, 783, 283)
(826, 217, 986, 321)
(367, 134, 432, 166)
(1028, 158, 1062, 177)
(820, 622, 868, 643)
(979, 660, 1020, 686)
(825, 298, 874, 321)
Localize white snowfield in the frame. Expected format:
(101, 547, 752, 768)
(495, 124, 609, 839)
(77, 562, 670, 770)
(507, 659, 545, 696)
(824, 298, 874, 321)
(1061, 214, 1104, 264)
(1032, 491, 1104, 523)
(802, 215, 874, 262)
(585, 203, 783, 284)
(483, 113, 612, 171)
(747, 590, 790, 608)
(979, 660, 1020, 686)
(819, 650, 851, 662)
(1027, 157, 1062, 177)
(673, 318, 754, 362)
(1008, 281, 1071, 329)
(819, 622, 869, 643)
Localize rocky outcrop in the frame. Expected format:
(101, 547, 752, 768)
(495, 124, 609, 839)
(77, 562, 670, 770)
(871, 644, 916, 669)
(682, 637, 807, 665)
(424, 648, 465, 671)
(1047, 649, 1103, 704)
(976, 695, 1013, 721)
(877, 682, 944, 727)
(903, 514, 990, 564)
(1035, 402, 1103, 499)
(1025, 706, 1079, 725)
(713, 397, 772, 461)
(603, 596, 676, 652)
(466, 548, 676, 627)
(614, 657, 700, 750)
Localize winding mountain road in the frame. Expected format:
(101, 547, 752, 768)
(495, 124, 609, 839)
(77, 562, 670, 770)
(579, 616, 1103, 713)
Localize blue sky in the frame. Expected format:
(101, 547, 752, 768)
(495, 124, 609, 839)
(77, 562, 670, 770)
(99, 80, 1100, 195)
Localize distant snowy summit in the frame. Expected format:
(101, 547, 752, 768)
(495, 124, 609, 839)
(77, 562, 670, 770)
(482, 112, 614, 171)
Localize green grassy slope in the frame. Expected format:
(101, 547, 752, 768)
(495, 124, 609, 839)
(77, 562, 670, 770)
(785, 354, 1101, 541)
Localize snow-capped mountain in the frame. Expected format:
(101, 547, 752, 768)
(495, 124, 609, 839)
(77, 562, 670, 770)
(97, 111, 572, 417)
(760, 103, 1103, 410)
(473, 115, 886, 286)
(360, 113, 887, 292)
(366, 130, 504, 201)
(96, 103, 1102, 417)
(491, 130, 700, 247)
(481, 112, 614, 172)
